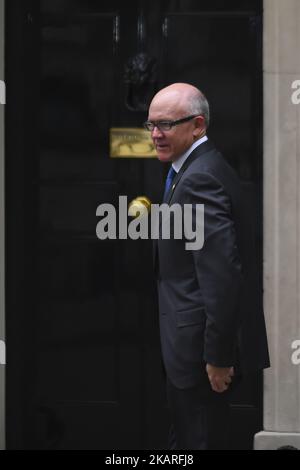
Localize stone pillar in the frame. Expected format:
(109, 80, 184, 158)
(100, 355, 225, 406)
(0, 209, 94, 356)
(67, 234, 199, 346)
(255, 0, 300, 450)
(0, 0, 5, 452)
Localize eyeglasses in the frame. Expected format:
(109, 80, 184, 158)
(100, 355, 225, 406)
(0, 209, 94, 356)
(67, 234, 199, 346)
(143, 114, 199, 132)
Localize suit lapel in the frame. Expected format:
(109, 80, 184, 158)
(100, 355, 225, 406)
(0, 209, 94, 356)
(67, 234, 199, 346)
(154, 140, 215, 274)
(166, 140, 215, 204)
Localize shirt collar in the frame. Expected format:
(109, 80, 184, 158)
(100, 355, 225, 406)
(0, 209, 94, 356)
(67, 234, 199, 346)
(172, 135, 208, 173)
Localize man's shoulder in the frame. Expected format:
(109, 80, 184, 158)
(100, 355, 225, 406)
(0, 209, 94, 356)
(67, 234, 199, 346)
(184, 143, 242, 194)
(188, 143, 232, 175)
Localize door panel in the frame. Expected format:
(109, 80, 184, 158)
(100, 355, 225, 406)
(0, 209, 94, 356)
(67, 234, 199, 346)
(6, 0, 263, 449)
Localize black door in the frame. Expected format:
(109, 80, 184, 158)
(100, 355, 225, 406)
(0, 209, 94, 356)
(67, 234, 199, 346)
(6, 0, 263, 450)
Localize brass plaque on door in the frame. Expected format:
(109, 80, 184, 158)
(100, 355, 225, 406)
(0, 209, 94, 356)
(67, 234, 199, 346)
(110, 127, 156, 158)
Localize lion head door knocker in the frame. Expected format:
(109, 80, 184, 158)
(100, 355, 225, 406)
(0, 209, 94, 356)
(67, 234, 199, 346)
(124, 52, 158, 112)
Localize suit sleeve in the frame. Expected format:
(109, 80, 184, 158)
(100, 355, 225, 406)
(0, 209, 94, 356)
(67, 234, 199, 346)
(182, 171, 243, 367)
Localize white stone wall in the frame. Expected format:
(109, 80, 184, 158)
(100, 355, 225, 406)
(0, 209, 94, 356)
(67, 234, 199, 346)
(0, 0, 4, 452)
(255, 0, 300, 449)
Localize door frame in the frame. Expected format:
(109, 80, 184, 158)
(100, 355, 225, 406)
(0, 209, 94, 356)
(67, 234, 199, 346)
(5, 0, 40, 449)
(0, 0, 5, 450)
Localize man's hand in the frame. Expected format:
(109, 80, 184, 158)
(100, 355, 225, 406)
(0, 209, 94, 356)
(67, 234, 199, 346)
(206, 364, 234, 393)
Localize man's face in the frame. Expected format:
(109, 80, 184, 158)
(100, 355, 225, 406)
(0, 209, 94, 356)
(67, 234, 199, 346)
(148, 98, 197, 163)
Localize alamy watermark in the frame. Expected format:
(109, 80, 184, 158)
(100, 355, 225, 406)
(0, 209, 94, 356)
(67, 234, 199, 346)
(0, 340, 5, 365)
(291, 339, 300, 365)
(291, 80, 300, 104)
(0, 80, 5, 105)
(96, 196, 204, 251)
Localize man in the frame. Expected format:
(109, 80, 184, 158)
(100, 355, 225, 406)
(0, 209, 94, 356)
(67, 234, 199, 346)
(145, 83, 270, 449)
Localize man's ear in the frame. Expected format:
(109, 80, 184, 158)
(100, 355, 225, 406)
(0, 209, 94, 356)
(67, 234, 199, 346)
(193, 115, 206, 138)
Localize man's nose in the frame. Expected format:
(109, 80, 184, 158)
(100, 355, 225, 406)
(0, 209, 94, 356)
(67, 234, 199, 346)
(151, 126, 163, 138)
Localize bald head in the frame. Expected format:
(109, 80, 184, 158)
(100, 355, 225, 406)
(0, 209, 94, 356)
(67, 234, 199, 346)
(148, 83, 209, 163)
(150, 83, 210, 128)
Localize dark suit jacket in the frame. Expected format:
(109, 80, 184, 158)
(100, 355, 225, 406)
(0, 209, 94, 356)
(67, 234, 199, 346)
(154, 140, 270, 389)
